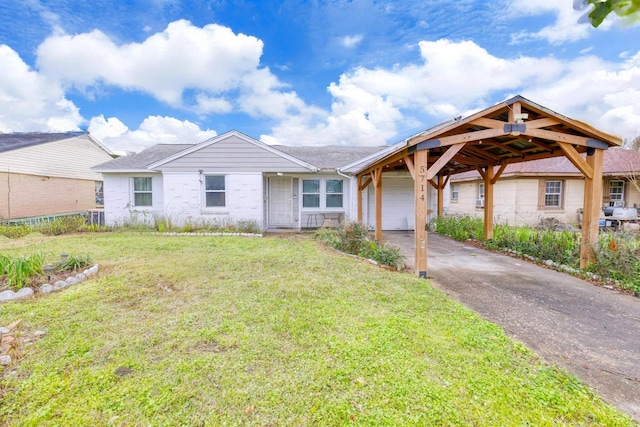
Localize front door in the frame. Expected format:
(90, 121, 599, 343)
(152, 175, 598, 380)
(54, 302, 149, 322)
(269, 177, 294, 228)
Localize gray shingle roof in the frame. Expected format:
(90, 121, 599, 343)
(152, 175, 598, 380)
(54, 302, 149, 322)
(94, 143, 387, 172)
(92, 144, 194, 171)
(0, 131, 88, 153)
(273, 146, 385, 170)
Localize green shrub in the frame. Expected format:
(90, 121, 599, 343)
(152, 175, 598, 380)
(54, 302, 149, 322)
(0, 224, 31, 238)
(315, 221, 405, 268)
(433, 215, 484, 241)
(38, 216, 87, 236)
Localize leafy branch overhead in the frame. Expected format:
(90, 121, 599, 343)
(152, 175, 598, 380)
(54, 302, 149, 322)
(576, 0, 640, 27)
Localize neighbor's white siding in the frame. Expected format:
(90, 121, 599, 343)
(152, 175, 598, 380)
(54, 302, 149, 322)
(0, 135, 111, 181)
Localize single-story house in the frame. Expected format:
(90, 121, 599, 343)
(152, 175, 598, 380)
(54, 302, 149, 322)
(446, 148, 640, 226)
(0, 132, 114, 222)
(92, 130, 437, 231)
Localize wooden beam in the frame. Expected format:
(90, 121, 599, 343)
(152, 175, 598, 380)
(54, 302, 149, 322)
(484, 165, 494, 240)
(477, 167, 486, 181)
(371, 168, 383, 242)
(525, 118, 562, 129)
(403, 155, 415, 180)
(420, 127, 508, 148)
(437, 174, 444, 218)
(464, 145, 502, 162)
(508, 102, 521, 122)
(428, 179, 437, 189)
(525, 128, 605, 148)
(580, 149, 603, 268)
(491, 163, 508, 184)
(469, 117, 506, 129)
(414, 149, 428, 278)
(557, 141, 593, 179)
(357, 175, 363, 222)
(358, 176, 372, 191)
(426, 143, 465, 180)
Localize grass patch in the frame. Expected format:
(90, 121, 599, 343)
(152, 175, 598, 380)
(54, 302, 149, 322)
(0, 232, 633, 425)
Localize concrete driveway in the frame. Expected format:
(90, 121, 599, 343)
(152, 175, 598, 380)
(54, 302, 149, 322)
(383, 231, 640, 422)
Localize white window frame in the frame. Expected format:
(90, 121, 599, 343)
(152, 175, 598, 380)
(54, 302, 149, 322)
(610, 180, 624, 201)
(451, 183, 459, 201)
(325, 179, 344, 208)
(132, 177, 153, 207)
(204, 175, 226, 208)
(477, 183, 485, 199)
(544, 180, 563, 208)
(302, 179, 321, 208)
(301, 178, 344, 210)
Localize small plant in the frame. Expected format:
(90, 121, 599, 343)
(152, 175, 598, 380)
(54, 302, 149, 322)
(38, 216, 87, 236)
(56, 254, 93, 272)
(0, 224, 31, 238)
(315, 221, 404, 268)
(2, 253, 45, 291)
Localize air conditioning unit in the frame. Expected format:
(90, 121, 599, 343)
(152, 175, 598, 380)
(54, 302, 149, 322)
(476, 198, 484, 208)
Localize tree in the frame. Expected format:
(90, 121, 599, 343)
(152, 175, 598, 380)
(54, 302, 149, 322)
(575, 0, 640, 27)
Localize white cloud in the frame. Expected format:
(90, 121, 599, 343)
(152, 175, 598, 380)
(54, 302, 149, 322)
(266, 39, 640, 145)
(341, 34, 364, 48)
(88, 115, 217, 154)
(507, 0, 595, 44)
(0, 44, 82, 132)
(36, 20, 264, 106)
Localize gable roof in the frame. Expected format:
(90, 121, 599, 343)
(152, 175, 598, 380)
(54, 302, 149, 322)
(351, 95, 622, 177)
(147, 130, 318, 171)
(0, 131, 110, 154)
(451, 148, 640, 181)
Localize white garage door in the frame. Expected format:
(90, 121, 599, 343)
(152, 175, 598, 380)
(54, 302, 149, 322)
(367, 176, 415, 230)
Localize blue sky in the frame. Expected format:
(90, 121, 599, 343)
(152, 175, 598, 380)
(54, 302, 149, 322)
(0, 0, 639, 153)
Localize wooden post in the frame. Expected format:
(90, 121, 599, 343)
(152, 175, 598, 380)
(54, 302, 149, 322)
(371, 168, 383, 242)
(414, 150, 428, 278)
(580, 149, 604, 268)
(484, 165, 494, 240)
(357, 174, 363, 222)
(437, 174, 444, 218)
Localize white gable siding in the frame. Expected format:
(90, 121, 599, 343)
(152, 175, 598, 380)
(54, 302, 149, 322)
(0, 135, 112, 180)
(103, 173, 164, 226)
(155, 135, 311, 173)
(161, 172, 263, 227)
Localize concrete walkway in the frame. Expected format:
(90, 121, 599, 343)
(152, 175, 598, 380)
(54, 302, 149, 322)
(383, 231, 640, 422)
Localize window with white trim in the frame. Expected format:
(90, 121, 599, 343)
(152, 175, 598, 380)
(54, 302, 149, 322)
(302, 179, 320, 208)
(610, 180, 624, 201)
(545, 180, 562, 207)
(95, 181, 104, 206)
(205, 175, 226, 207)
(325, 179, 343, 208)
(451, 183, 459, 201)
(133, 177, 152, 207)
(477, 183, 485, 199)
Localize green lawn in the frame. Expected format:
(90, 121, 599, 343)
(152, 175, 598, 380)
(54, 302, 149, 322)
(0, 232, 634, 426)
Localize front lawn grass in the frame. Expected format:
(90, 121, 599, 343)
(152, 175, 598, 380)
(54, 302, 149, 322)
(0, 232, 634, 426)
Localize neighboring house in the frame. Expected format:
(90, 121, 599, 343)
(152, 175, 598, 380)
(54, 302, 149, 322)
(0, 132, 114, 221)
(92, 130, 427, 230)
(446, 148, 640, 226)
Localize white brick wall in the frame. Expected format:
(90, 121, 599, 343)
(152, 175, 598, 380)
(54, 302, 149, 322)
(103, 173, 164, 226)
(162, 172, 264, 228)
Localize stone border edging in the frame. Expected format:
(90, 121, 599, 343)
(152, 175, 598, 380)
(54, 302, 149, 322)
(0, 264, 99, 303)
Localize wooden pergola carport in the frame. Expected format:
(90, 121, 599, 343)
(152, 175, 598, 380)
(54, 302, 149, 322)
(354, 96, 622, 278)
